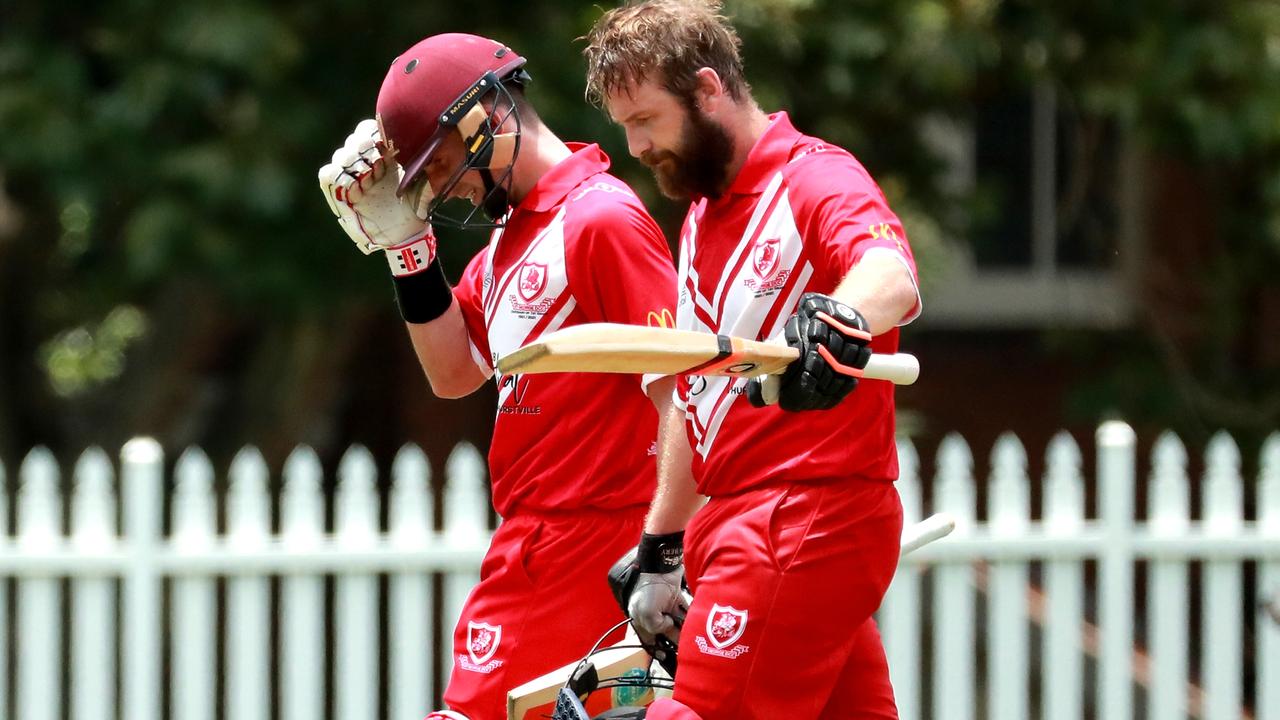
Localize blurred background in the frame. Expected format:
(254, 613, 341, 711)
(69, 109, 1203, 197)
(2, 0, 1278, 477)
(1, 2, 1278, 719)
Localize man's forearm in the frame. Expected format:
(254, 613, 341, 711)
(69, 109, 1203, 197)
(404, 297, 488, 399)
(831, 251, 919, 336)
(645, 378, 704, 534)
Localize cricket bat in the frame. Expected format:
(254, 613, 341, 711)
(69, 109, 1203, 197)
(505, 513, 954, 719)
(496, 323, 919, 386)
(506, 627, 659, 720)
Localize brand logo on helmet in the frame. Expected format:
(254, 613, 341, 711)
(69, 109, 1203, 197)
(404, 58, 418, 74)
(449, 83, 485, 120)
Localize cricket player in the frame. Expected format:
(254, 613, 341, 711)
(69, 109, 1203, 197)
(583, 2, 923, 718)
(318, 33, 677, 720)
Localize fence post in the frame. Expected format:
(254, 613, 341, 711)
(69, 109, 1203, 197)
(281, 446, 325, 720)
(988, 433, 1029, 720)
(336, 445, 379, 720)
(226, 447, 269, 720)
(1147, 432, 1189, 720)
(933, 434, 975, 720)
(1202, 433, 1243, 720)
(71, 448, 116, 720)
(442, 443, 488, 698)
(1043, 431, 1084, 720)
(883, 438, 922, 720)
(1097, 421, 1135, 720)
(122, 437, 163, 720)
(17, 447, 61, 720)
(1258, 433, 1280, 720)
(390, 444, 433, 718)
(171, 448, 216, 720)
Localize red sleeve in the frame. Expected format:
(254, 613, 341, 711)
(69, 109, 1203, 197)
(565, 191, 677, 328)
(788, 151, 920, 292)
(452, 248, 493, 370)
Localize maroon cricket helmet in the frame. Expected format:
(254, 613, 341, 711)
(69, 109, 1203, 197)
(376, 33, 528, 197)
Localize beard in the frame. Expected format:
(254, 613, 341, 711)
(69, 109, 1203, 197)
(641, 108, 735, 201)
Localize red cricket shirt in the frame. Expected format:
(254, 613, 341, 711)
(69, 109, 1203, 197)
(454, 143, 676, 516)
(674, 113, 921, 496)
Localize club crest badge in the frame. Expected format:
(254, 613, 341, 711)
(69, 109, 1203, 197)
(517, 262, 548, 301)
(706, 604, 748, 649)
(467, 621, 502, 665)
(745, 237, 789, 293)
(752, 238, 781, 279)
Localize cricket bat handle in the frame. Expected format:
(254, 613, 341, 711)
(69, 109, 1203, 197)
(859, 352, 920, 385)
(756, 351, 919, 405)
(900, 512, 955, 556)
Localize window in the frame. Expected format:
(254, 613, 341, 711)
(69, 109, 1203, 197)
(920, 82, 1139, 328)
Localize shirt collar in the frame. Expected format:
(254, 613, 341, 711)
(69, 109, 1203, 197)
(723, 111, 802, 196)
(516, 143, 612, 214)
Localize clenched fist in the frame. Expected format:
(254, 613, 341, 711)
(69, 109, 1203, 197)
(318, 119, 435, 271)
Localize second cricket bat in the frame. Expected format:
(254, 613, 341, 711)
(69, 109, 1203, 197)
(497, 323, 919, 385)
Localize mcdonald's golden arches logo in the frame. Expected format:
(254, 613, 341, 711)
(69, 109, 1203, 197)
(647, 309, 675, 328)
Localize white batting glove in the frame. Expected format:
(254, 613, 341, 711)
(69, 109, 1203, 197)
(318, 119, 436, 273)
(627, 567, 688, 649)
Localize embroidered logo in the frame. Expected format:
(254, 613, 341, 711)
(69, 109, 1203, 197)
(508, 261, 556, 316)
(744, 237, 790, 293)
(707, 604, 747, 648)
(696, 604, 751, 658)
(752, 238, 781, 279)
(518, 262, 548, 301)
(460, 621, 504, 673)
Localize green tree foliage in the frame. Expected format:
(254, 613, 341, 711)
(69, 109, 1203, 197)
(0, 0, 1276, 460)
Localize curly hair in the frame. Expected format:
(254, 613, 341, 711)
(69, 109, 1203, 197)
(583, 0, 751, 108)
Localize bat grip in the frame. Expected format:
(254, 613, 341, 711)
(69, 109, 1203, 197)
(755, 351, 919, 405)
(899, 512, 955, 556)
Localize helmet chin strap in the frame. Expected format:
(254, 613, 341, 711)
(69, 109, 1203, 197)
(479, 168, 511, 221)
(457, 102, 520, 223)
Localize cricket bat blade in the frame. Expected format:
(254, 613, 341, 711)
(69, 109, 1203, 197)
(497, 323, 919, 385)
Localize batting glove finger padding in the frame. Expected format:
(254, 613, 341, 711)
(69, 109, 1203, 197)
(318, 118, 431, 257)
(774, 293, 873, 412)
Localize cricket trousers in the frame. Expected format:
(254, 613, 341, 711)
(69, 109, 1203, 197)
(648, 479, 903, 720)
(442, 506, 646, 720)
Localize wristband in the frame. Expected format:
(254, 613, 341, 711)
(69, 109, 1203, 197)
(637, 531, 684, 573)
(391, 258, 453, 324)
(385, 234, 436, 277)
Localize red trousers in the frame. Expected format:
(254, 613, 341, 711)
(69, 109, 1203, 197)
(650, 480, 902, 720)
(442, 507, 645, 720)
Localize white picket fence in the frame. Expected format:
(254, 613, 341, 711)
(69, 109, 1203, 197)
(0, 421, 1276, 720)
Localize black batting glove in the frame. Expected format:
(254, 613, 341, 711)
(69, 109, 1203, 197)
(771, 293, 873, 412)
